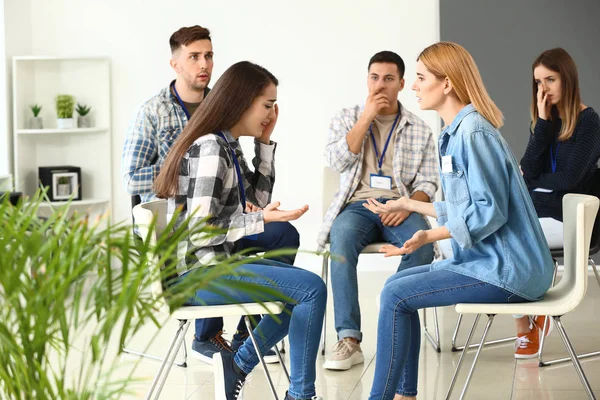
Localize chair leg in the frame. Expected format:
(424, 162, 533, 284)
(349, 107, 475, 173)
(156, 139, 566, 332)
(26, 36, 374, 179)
(446, 314, 481, 399)
(320, 252, 329, 356)
(245, 316, 279, 400)
(451, 313, 464, 352)
(590, 258, 600, 288)
(423, 308, 441, 352)
(452, 314, 515, 352)
(274, 344, 291, 384)
(539, 260, 600, 367)
(458, 315, 495, 400)
(279, 338, 286, 354)
(553, 317, 597, 400)
(146, 319, 191, 400)
(123, 338, 188, 368)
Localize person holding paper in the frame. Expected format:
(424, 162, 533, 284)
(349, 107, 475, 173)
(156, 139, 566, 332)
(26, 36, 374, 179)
(515, 47, 600, 359)
(319, 51, 438, 370)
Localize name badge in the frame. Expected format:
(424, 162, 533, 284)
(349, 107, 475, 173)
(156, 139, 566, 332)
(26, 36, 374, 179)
(370, 174, 392, 190)
(442, 155, 453, 174)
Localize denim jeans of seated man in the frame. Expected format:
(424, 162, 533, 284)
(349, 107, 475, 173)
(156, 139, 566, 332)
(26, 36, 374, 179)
(182, 260, 326, 399)
(329, 198, 434, 342)
(195, 221, 300, 341)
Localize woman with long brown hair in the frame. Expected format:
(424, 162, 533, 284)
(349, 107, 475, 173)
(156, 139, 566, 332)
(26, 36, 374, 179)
(154, 61, 325, 400)
(515, 48, 600, 358)
(362, 42, 554, 399)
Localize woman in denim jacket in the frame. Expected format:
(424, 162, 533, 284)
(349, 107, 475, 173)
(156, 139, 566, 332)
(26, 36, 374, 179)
(363, 42, 554, 400)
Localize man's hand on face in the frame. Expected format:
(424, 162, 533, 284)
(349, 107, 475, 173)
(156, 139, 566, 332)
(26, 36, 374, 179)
(363, 87, 390, 122)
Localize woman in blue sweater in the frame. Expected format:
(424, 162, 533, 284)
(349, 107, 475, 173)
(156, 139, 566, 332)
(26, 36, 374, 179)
(516, 47, 600, 358)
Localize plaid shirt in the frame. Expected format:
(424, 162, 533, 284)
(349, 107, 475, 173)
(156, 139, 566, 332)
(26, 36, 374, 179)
(168, 131, 277, 274)
(121, 82, 209, 203)
(317, 103, 439, 251)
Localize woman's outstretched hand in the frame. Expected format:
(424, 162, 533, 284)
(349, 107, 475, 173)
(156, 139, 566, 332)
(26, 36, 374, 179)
(379, 230, 429, 257)
(263, 201, 309, 223)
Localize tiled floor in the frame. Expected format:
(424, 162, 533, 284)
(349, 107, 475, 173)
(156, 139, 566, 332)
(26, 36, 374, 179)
(92, 265, 600, 399)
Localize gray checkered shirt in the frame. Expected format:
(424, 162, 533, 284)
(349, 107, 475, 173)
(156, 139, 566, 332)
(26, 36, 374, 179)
(317, 103, 439, 251)
(168, 130, 277, 274)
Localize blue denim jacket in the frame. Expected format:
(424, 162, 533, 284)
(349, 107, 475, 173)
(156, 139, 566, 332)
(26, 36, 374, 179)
(432, 104, 554, 301)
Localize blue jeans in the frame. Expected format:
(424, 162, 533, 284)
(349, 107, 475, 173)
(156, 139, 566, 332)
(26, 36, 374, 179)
(195, 221, 300, 340)
(329, 199, 434, 342)
(183, 260, 326, 399)
(369, 265, 528, 399)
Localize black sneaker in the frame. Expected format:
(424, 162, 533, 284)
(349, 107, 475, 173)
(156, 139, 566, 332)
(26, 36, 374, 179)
(231, 333, 280, 364)
(214, 351, 247, 400)
(191, 330, 233, 365)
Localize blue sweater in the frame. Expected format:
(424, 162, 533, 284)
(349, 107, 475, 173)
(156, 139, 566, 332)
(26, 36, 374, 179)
(521, 108, 600, 221)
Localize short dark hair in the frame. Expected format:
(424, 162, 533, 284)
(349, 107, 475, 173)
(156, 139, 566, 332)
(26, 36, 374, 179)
(368, 51, 405, 79)
(169, 25, 211, 53)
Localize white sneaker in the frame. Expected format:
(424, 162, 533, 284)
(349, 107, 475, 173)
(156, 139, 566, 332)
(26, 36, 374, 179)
(323, 339, 364, 370)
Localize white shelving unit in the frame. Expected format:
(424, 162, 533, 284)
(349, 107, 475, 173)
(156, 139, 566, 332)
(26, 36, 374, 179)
(12, 56, 112, 214)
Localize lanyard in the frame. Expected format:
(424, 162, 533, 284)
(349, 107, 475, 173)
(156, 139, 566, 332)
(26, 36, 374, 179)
(217, 132, 247, 210)
(550, 142, 560, 174)
(369, 102, 401, 175)
(171, 81, 190, 120)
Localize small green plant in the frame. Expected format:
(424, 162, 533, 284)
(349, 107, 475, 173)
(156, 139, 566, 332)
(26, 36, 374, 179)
(55, 94, 75, 118)
(76, 103, 91, 116)
(57, 176, 69, 185)
(30, 104, 42, 117)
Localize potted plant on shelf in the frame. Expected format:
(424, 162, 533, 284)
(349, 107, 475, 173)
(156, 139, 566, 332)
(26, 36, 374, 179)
(28, 104, 43, 129)
(56, 176, 71, 197)
(76, 103, 92, 128)
(55, 94, 75, 129)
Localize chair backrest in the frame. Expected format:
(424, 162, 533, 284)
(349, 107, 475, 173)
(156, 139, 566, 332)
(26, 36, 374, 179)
(587, 168, 600, 253)
(555, 193, 599, 313)
(132, 199, 169, 307)
(322, 166, 340, 218)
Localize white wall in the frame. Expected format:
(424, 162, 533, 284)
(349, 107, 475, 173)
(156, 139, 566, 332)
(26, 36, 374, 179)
(5, 0, 440, 258)
(3, 0, 33, 178)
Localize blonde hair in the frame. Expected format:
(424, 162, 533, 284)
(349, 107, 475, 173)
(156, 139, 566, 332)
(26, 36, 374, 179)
(418, 42, 504, 129)
(530, 48, 581, 141)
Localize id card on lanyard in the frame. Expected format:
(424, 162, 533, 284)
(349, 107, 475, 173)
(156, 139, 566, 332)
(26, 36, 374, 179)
(217, 132, 258, 240)
(369, 102, 401, 190)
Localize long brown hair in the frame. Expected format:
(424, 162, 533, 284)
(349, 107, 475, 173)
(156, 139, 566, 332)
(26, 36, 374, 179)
(154, 61, 278, 198)
(417, 42, 504, 128)
(530, 48, 581, 141)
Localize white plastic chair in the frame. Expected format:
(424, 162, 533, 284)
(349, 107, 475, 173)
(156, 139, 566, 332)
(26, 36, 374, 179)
(451, 170, 600, 358)
(320, 167, 440, 355)
(133, 200, 289, 400)
(445, 194, 599, 400)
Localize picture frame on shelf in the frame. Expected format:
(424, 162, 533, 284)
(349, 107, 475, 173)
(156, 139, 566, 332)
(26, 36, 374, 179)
(52, 172, 78, 200)
(38, 166, 82, 201)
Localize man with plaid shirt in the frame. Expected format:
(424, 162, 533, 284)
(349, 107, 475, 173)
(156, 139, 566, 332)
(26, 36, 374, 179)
(121, 25, 298, 365)
(319, 51, 439, 371)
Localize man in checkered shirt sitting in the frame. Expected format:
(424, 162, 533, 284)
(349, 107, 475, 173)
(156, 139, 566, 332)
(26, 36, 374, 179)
(318, 51, 439, 371)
